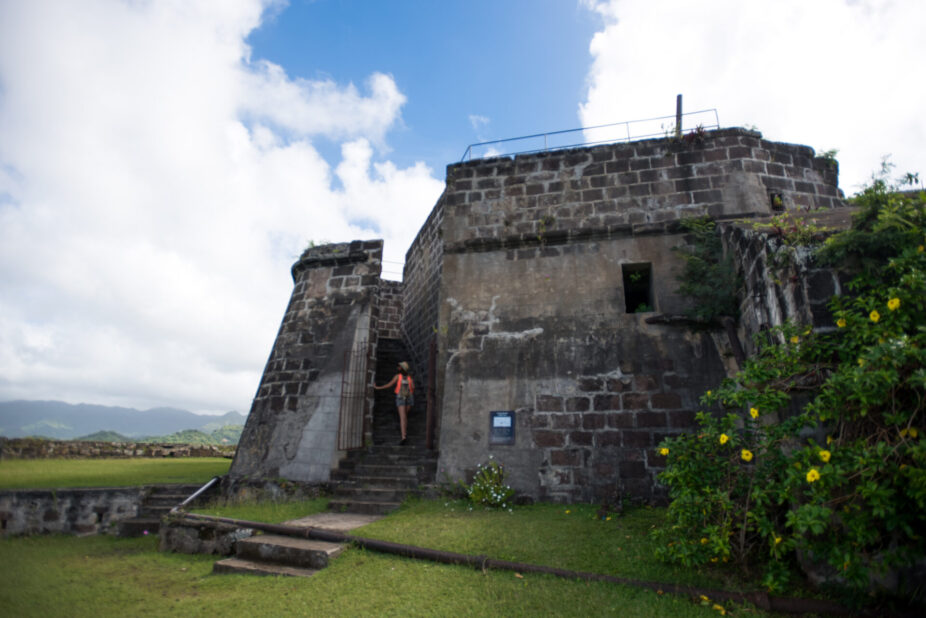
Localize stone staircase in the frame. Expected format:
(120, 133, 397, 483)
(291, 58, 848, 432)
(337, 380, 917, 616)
(327, 337, 437, 515)
(213, 533, 345, 578)
(118, 483, 204, 537)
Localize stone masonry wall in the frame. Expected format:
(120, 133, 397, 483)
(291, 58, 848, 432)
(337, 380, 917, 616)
(230, 240, 382, 483)
(720, 208, 852, 356)
(402, 193, 445, 389)
(0, 437, 234, 459)
(441, 128, 841, 250)
(0, 488, 142, 536)
(376, 280, 404, 341)
(433, 128, 842, 504)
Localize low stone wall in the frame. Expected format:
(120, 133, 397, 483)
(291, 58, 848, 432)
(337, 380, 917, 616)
(159, 516, 253, 555)
(0, 437, 235, 459)
(0, 487, 142, 536)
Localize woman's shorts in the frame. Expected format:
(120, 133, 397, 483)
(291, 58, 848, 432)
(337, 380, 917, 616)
(395, 395, 414, 408)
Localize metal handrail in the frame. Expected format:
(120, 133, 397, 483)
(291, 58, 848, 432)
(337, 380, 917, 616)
(169, 475, 222, 514)
(461, 109, 720, 162)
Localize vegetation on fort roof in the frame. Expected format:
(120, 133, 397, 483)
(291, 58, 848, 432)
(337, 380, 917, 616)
(655, 168, 926, 604)
(673, 216, 741, 323)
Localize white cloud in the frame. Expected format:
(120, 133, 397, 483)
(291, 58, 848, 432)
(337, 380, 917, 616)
(580, 0, 926, 194)
(0, 0, 443, 413)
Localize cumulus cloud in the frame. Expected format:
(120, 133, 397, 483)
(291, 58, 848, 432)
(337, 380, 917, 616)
(0, 0, 443, 413)
(580, 0, 926, 194)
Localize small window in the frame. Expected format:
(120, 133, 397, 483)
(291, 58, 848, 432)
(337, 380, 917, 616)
(769, 192, 784, 212)
(622, 263, 653, 313)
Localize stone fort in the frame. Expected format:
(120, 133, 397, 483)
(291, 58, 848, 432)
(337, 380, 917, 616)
(228, 126, 846, 506)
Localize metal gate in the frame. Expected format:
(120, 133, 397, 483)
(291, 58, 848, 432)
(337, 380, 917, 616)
(337, 338, 368, 450)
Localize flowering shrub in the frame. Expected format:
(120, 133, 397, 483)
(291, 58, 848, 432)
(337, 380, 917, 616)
(463, 458, 515, 509)
(655, 171, 926, 596)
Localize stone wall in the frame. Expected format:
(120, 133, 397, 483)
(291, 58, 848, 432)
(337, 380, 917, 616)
(432, 128, 843, 503)
(375, 280, 404, 340)
(0, 488, 142, 536)
(0, 437, 234, 459)
(719, 208, 853, 355)
(229, 240, 382, 483)
(402, 193, 446, 385)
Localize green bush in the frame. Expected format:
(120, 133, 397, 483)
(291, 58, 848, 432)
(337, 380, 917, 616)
(655, 172, 926, 597)
(462, 458, 515, 509)
(673, 217, 741, 323)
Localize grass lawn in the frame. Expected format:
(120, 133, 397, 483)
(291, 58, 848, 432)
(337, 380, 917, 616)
(0, 457, 231, 489)
(0, 533, 747, 617)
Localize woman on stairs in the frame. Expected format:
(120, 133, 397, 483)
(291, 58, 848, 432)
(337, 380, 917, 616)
(374, 361, 414, 445)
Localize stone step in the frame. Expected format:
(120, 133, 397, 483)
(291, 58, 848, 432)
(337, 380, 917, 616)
(139, 505, 174, 517)
(328, 499, 401, 515)
(336, 476, 418, 490)
(146, 494, 188, 506)
(117, 517, 161, 537)
(212, 557, 319, 578)
(333, 486, 408, 503)
(235, 534, 344, 569)
(353, 463, 419, 478)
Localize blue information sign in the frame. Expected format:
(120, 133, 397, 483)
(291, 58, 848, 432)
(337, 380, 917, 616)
(489, 411, 515, 445)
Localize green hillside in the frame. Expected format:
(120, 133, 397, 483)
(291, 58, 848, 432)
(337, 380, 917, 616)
(73, 425, 243, 445)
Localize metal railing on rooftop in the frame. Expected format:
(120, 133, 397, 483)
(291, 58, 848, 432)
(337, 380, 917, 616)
(461, 109, 720, 162)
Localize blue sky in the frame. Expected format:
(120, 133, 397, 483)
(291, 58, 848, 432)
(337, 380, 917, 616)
(0, 0, 923, 415)
(246, 0, 599, 174)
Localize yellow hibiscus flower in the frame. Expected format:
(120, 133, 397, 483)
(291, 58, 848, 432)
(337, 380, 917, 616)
(749, 407, 759, 419)
(870, 310, 880, 323)
(818, 450, 831, 463)
(887, 298, 900, 311)
(718, 433, 729, 445)
(806, 468, 821, 483)
(741, 449, 753, 462)
(836, 317, 847, 328)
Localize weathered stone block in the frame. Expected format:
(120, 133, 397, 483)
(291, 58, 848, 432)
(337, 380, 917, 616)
(651, 393, 682, 409)
(637, 411, 667, 428)
(583, 413, 606, 430)
(536, 396, 564, 412)
(607, 412, 635, 429)
(623, 393, 650, 409)
(565, 397, 590, 412)
(596, 431, 621, 446)
(533, 430, 565, 448)
(552, 414, 580, 429)
(593, 394, 621, 411)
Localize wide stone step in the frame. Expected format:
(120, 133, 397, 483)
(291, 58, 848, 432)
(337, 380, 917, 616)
(117, 517, 161, 537)
(139, 505, 174, 517)
(328, 499, 401, 515)
(338, 476, 418, 490)
(146, 494, 188, 506)
(333, 486, 408, 503)
(235, 534, 344, 569)
(353, 464, 419, 478)
(213, 557, 319, 578)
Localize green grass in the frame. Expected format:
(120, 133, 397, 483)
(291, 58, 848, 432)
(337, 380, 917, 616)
(0, 533, 748, 617)
(0, 457, 231, 489)
(191, 497, 330, 523)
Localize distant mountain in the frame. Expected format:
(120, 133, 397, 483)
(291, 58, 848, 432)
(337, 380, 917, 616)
(0, 400, 246, 440)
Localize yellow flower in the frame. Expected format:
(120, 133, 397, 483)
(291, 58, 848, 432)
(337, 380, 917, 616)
(790, 335, 800, 344)
(701, 537, 708, 544)
(836, 317, 847, 328)
(741, 449, 753, 462)
(774, 536, 782, 545)
(819, 450, 831, 463)
(858, 358, 866, 367)
(700, 595, 710, 602)
(888, 297, 900, 311)
(919, 245, 925, 253)
(565, 510, 571, 514)
(710, 557, 718, 563)
(870, 310, 880, 323)
(713, 604, 727, 615)
(806, 468, 821, 483)
(749, 407, 759, 419)
(826, 435, 833, 445)
(706, 390, 712, 397)
(911, 428, 919, 438)
(659, 447, 669, 456)
(606, 516, 611, 521)
(719, 433, 729, 445)
(803, 327, 811, 335)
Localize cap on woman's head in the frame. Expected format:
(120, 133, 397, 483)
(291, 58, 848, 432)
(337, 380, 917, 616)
(398, 361, 410, 372)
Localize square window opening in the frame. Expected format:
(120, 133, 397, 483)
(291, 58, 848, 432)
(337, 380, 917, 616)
(622, 263, 653, 313)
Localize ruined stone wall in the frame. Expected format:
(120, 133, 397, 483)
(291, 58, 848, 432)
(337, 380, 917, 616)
(720, 208, 851, 356)
(230, 240, 382, 483)
(433, 128, 841, 503)
(375, 280, 404, 341)
(0, 437, 233, 459)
